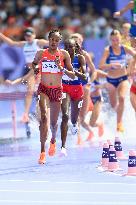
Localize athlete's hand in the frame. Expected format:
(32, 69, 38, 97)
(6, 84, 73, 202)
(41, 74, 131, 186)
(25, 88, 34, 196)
(32, 62, 39, 75)
(5, 79, 12, 85)
(55, 56, 64, 71)
(113, 11, 121, 18)
(55, 56, 61, 66)
(4, 79, 14, 86)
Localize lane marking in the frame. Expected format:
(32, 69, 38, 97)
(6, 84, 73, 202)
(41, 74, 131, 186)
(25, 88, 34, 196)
(0, 189, 136, 194)
(0, 200, 135, 204)
(0, 179, 136, 186)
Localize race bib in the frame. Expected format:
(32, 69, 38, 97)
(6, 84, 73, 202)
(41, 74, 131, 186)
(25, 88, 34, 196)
(62, 92, 67, 99)
(78, 100, 83, 108)
(110, 59, 126, 68)
(42, 61, 60, 73)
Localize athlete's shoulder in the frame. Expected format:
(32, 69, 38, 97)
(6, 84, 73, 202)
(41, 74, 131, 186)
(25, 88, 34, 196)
(81, 50, 88, 56)
(60, 48, 67, 53)
(37, 39, 49, 47)
(77, 53, 85, 60)
(21, 41, 27, 46)
(37, 49, 45, 56)
(60, 49, 69, 56)
(105, 46, 111, 52)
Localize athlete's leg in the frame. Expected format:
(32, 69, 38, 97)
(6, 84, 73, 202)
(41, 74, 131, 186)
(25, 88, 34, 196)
(61, 94, 70, 148)
(130, 92, 136, 112)
(89, 101, 102, 127)
(71, 99, 81, 124)
(39, 93, 49, 153)
(38, 93, 49, 164)
(70, 99, 82, 135)
(22, 74, 35, 122)
(106, 83, 117, 109)
(89, 100, 104, 137)
(79, 85, 90, 121)
(117, 80, 129, 131)
(50, 101, 61, 143)
(48, 100, 61, 156)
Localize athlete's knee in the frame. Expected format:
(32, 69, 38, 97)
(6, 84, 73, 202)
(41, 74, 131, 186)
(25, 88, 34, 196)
(80, 118, 85, 126)
(118, 96, 125, 104)
(26, 89, 34, 97)
(89, 121, 95, 127)
(50, 123, 58, 132)
(41, 112, 47, 123)
(109, 98, 116, 108)
(62, 113, 69, 123)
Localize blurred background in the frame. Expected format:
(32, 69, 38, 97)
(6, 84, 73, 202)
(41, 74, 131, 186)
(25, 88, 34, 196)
(0, 0, 133, 141)
(0, 0, 130, 80)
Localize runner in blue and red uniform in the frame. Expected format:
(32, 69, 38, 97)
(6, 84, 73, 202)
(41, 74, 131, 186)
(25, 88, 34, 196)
(60, 38, 86, 156)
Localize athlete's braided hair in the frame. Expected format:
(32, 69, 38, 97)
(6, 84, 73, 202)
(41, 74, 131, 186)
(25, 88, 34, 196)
(48, 29, 62, 39)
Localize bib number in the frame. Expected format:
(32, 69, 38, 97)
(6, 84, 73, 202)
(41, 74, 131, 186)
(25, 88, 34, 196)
(62, 92, 67, 99)
(42, 61, 59, 73)
(78, 100, 83, 108)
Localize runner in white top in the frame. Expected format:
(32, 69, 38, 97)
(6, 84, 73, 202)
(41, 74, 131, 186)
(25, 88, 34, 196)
(0, 27, 49, 122)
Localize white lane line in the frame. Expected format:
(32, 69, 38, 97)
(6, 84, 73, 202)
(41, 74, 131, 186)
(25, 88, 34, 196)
(0, 179, 136, 186)
(0, 200, 135, 204)
(0, 190, 136, 194)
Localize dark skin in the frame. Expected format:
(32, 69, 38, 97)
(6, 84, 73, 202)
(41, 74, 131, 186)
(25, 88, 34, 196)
(32, 32, 75, 154)
(61, 39, 86, 148)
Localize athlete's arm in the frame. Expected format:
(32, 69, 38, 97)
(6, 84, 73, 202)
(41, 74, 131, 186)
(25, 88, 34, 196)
(94, 82, 108, 90)
(0, 33, 25, 47)
(128, 58, 136, 75)
(124, 46, 136, 58)
(99, 47, 112, 70)
(83, 50, 98, 83)
(99, 47, 122, 70)
(83, 50, 96, 72)
(75, 54, 87, 80)
(60, 50, 75, 79)
(113, 1, 134, 18)
(32, 50, 43, 75)
(88, 70, 107, 84)
(14, 70, 34, 85)
(37, 39, 49, 47)
(97, 69, 108, 78)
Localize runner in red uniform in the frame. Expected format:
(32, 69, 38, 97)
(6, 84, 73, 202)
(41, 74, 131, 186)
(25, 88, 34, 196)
(32, 29, 75, 164)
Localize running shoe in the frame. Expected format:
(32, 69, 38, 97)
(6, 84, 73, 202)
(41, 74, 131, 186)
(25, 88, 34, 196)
(48, 142, 56, 156)
(117, 122, 124, 132)
(59, 147, 67, 157)
(98, 123, 104, 137)
(38, 152, 46, 164)
(71, 124, 78, 135)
